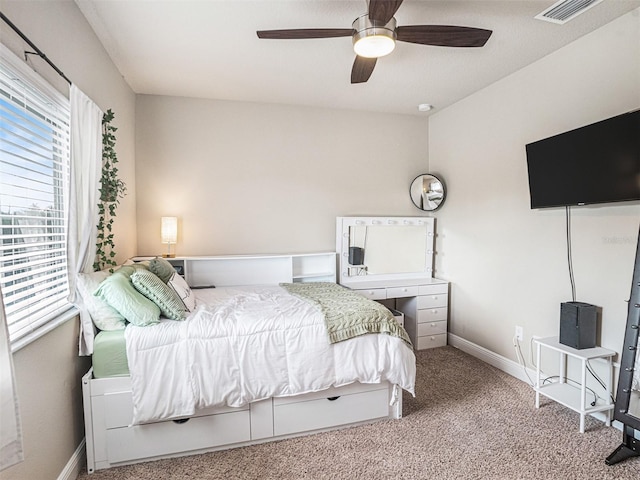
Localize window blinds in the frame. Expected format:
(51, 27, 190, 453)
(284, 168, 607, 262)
(0, 46, 71, 342)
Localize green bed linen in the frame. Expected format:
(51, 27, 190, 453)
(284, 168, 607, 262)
(92, 329, 130, 378)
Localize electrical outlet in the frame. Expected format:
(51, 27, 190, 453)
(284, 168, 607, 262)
(515, 326, 524, 342)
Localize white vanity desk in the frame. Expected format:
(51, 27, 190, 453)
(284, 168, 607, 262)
(336, 216, 449, 350)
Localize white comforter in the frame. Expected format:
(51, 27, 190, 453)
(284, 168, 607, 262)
(125, 285, 416, 425)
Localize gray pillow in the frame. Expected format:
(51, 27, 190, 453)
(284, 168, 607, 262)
(149, 256, 177, 283)
(131, 270, 187, 321)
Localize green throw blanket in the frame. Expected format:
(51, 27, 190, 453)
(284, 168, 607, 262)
(280, 282, 412, 347)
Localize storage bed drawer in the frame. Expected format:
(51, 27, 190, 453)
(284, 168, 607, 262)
(106, 409, 251, 463)
(273, 387, 389, 436)
(102, 391, 248, 429)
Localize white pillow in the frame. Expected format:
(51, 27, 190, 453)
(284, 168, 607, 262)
(167, 272, 196, 312)
(76, 270, 126, 330)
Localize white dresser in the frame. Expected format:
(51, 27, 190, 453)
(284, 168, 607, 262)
(396, 281, 448, 349)
(346, 278, 449, 350)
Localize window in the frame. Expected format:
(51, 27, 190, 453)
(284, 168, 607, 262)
(0, 46, 71, 342)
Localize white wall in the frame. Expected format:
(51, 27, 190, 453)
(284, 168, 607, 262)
(429, 10, 640, 369)
(0, 1, 136, 479)
(135, 96, 429, 256)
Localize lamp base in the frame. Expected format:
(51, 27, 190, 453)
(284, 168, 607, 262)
(162, 253, 175, 258)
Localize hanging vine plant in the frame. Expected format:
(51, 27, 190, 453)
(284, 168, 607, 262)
(94, 109, 127, 272)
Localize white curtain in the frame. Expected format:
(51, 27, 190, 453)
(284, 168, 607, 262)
(0, 286, 23, 471)
(67, 84, 103, 356)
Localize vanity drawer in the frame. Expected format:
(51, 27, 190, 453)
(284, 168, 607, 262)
(417, 294, 448, 309)
(354, 288, 387, 300)
(386, 286, 419, 299)
(105, 409, 250, 463)
(416, 333, 447, 350)
(273, 387, 389, 436)
(417, 320, 447, 336)
(416, 307, 447, 323)
(418, 284, 448, 296)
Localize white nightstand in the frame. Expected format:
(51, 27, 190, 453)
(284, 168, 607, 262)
(533, 336, 615, 433)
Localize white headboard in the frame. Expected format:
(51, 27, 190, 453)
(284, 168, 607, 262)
(165, 253, 337, 287)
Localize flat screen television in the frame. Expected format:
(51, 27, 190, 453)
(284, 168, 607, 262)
(525, 110, 640, 209)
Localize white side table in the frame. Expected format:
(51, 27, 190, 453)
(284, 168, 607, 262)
(533, 336, 615, 433)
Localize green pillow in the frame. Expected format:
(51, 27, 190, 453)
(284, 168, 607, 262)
(131, 270, 187, 321)
(149, 257, 177, 283)
(130, 260, 150, 271)
(94, 267, 160, 327)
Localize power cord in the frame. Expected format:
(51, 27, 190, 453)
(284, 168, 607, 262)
(586, 359, 615, 404)
(565, 206, 577, 302)
(513, 336, 535, 387)
(514, 336, 602, 406)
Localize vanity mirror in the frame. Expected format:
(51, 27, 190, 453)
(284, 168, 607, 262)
(410, 174, 446, 211)
(336, 217, 435, 288)
(606, 229, 640, 466)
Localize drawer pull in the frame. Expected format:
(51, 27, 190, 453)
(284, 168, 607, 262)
(172, 418, 190, 424)
(327, 396, 341, 401)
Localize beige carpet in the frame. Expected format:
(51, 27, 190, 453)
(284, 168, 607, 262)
(78, 346, 640, 479)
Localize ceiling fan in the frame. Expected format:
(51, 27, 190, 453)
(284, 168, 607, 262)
(256, 0, 492, 84)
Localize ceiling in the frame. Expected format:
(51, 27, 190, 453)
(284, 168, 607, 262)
(76, 0, 640, 116)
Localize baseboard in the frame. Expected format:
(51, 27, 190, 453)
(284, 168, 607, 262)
(57, 438, 85, 480)
(447, 333, 537, 386)
(447, 333, 618, 429)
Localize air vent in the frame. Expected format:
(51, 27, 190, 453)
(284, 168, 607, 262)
(535, 0, 604, 24)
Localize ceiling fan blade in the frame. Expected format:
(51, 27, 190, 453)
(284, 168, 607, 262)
(369, 0, 404, 24)
(257, 29, 353, 40)
(351, 56, 377, 84)
(396, 25, 492, 47)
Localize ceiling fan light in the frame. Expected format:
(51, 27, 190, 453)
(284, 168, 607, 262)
(354, 35, 396, 58)
(352, 14, 397, 59)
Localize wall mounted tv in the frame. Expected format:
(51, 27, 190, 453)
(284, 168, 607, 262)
(526, 110, 640, 209)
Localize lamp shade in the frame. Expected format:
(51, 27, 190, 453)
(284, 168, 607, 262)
(161, 217, 177, 244)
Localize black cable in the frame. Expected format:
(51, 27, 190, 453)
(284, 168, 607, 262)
(586, 361, 616, 403)
(565, 206, 576, 302)
(542, 375, 599, 405)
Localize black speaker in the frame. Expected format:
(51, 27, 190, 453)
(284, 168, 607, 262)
(559, 302, 597, 349)
(348, 246, 364, 265)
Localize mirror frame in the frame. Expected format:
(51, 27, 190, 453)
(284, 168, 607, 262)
(606, 227, 640, 465)
(410, 174, 446, 211)
(336, 216, 435, 289)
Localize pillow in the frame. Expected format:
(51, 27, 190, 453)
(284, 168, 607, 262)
(149, 256, 177, 283)
(131, 270, 187, 321)
(167, 272, 196, 312)
(94, 266, 161, 326)
(130, 260, 150, 271)
(76, 270, 126, 331)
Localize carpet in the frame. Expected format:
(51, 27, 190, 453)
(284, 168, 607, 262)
(77, 346, 639, 479)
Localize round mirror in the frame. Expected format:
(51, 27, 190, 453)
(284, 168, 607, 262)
(410, 174, 446, 211)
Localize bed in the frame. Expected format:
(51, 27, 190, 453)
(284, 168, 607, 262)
(81, 254, 416, 473)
